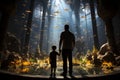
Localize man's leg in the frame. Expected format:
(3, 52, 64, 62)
(62, 50, 67, 76)
(68, 51, 73, 76)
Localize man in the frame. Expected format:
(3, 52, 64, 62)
(59, 24, 75, 78)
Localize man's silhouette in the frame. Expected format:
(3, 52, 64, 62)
(59, 24, 75, 78)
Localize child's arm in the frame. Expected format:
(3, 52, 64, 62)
(49, 53, 51, 63)
(57, 52, 60, 56)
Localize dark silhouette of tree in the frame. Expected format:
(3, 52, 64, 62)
(96, 0, 119, 55)
(89, 0, 99, 49)
(72, 0, 81, 38)
(0, 0, 18, 51)
(23, 0, 35, 53)
(39, 0, 49, 51)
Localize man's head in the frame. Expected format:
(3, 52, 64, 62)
(64, 24, 69, 31)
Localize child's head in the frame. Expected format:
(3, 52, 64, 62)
(52, 45, 57, 50)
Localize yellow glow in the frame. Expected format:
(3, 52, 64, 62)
(102, 61, 113, 68)
(21, 68, 29, 73)
(22, 61, 31, 66)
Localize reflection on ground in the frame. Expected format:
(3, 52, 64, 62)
(1, 54, 120, 77)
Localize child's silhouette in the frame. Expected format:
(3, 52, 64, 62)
(49, 45, 60, 78)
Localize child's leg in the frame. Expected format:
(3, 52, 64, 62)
(50, 67, 53, 76)
(53, 67, 56, 77)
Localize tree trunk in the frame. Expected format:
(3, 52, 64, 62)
(89, 0, 99, 49)
(0, 0, 17, 51)
(73, 0, 81, 38)
(0, 12, 10, 51)
(96, 0, 119, 55)
(105, 18, 119, 55)
(39, 1, 48, 51)
(23, 0, 35, 53)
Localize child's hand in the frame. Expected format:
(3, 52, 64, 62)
(58, 53, 60, 56)
(59, 49, 61, 53)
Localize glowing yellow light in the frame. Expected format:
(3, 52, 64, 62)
(21, 68, 29, 73)
(22, 61, 31, 66)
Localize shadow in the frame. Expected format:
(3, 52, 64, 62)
(0, 70, 120, 80)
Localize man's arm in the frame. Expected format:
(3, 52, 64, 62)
(59, 38, 62, 52)
(72, 34, 75, 49)
(59, 33, 63, 53)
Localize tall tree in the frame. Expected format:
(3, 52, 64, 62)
(89, 0, 99, 49)
(23, 0, 35, 53)
(39, 0, 48, 52)
(73, 0, 81, 38)
(0, 0, 18, 51)
(96, 0, 119, 55)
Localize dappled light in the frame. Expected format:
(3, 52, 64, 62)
(0, 0, 120, 79)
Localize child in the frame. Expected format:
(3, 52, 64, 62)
(49, 45, 60, 78)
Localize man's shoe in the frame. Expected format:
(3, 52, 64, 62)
(69, 74, 75, 78)
(60, 72, 66, 76)
(64, 76, 68, 79)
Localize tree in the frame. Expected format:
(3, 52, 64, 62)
(96, 0, 119, 55)
(0, 0, 18, 51)
(89, 0, 99, 49)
